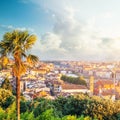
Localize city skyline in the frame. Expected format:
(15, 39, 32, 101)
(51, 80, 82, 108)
(1, 0, 120, 61)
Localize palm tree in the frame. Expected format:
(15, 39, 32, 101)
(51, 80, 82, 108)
(0, 30, 39, 120)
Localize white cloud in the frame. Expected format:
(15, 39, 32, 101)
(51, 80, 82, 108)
(41, 32, 61, 50)
(24, 0, 120, 61)
(0, 24, 14, 30)
(0, 24, 34, 32)
(16, 27, 34, 32)
(34, 8, 103, 60)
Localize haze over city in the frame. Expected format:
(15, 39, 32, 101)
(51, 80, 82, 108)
(0, 0, 120, 61)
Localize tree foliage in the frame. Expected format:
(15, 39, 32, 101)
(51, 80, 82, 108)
(61, 75, 87, 85)
(0, 88, 14, 109)
(21, 112, 35, 120)
(0, 92, 120, 119)
(33, 98, 54, 117)
(0, 55, 9, 69)
(1, 77, 12, 92)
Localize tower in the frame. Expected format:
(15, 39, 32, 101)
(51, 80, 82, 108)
(89, 76, 94, 95)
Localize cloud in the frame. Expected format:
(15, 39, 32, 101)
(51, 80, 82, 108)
(41, 32, 62, 50)
(0, 25, 14, 31)
(23, 0, 120, 61)
(34, 8, 103, 60)
(0, 24, 34, 32)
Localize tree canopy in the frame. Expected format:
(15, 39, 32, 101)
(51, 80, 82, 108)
(61, 75, 87, 86)
(1, 77, 12, 92)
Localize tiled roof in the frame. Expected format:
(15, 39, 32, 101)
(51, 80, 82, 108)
(62, 82, 87, 89)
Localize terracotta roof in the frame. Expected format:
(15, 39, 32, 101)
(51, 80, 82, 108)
(95, 80, 113, 87)
(62, 82, 87, 89)
(101, 89, 114, 96)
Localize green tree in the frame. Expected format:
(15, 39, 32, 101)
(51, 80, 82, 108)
(61, 75, 87, 86)
(62, 115, 77, 120)
(1, 77, 12, 92)
(0, 107, 6, 120)
(36, 109, 60, 120)
(0, 30, 39, 120)
(20, 101, 28, 113)
(33, 98, 54, 117)
(6, 102, 16, 120)
(21, 112, 35, 120)
(0, 88, 14, 109)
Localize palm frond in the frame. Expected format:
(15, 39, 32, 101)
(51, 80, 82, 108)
(24, 35, 37, 50)
(27, 54, 39, 65)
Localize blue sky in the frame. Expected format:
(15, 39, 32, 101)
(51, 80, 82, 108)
(1, 0, 120, 61)
(0, 0, 53, 35)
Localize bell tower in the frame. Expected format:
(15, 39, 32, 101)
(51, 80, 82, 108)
(89, 76, 94, 95)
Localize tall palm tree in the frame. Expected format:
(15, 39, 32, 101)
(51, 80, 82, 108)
(0, 30, 39, 120)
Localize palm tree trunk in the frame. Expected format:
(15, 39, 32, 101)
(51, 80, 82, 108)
(16, 76, 20, 120)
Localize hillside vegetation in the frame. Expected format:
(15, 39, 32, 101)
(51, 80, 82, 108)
(0, 88, 120, 120)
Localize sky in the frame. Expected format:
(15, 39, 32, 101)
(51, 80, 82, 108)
(1, 0, 120, 61)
